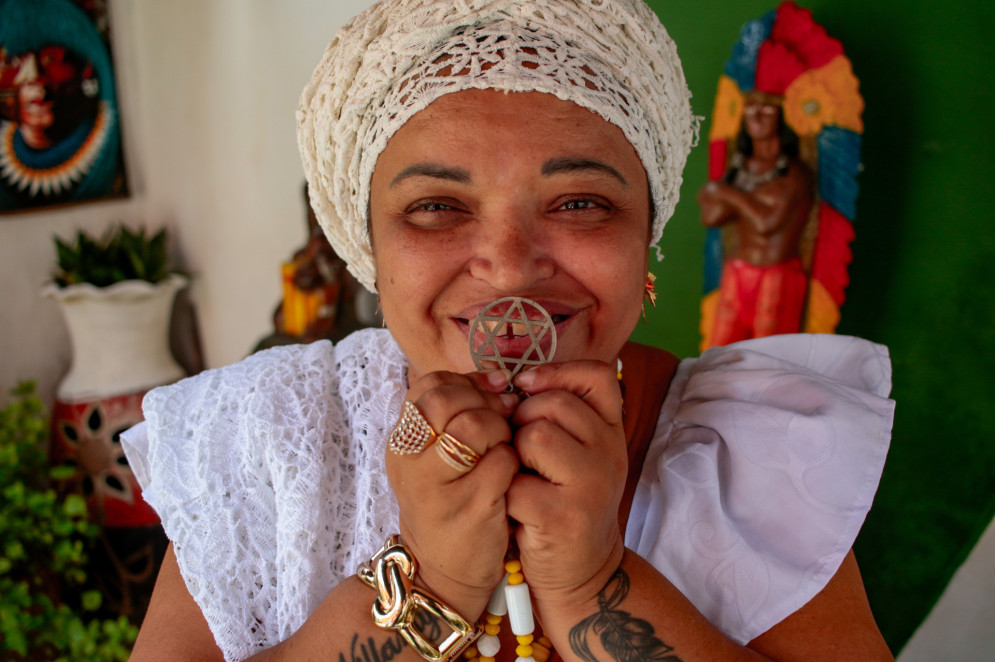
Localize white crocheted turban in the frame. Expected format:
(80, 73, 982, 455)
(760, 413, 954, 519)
(297, 0, 696, 292)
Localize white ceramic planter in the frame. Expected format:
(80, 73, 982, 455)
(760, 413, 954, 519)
(43, 274, 188, 401)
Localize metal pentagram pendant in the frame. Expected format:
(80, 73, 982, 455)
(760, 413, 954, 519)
(468, 297, 557, 378)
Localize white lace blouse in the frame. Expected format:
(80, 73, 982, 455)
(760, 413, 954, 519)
(122, 329, 893, 661)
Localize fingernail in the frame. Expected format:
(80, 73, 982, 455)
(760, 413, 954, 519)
(514, 370, 536, 389)
(499, 393, 519, 409)
(485, 369, 511, 388)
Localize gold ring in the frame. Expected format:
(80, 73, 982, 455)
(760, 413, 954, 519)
(388, 401, 437, 455)
(434, 432, 480, 473)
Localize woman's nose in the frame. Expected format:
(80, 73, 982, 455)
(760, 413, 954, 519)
(468, 217, 554, 292)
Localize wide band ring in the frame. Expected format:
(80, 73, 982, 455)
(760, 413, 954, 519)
(388, 401, 437, 455)
(434, 433, 481, 473)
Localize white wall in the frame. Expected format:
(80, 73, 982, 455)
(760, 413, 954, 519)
(0, 0, 375, 406)
(898, 516, 995, 662)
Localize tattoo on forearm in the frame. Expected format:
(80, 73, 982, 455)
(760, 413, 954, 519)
(568, 569, 682, 662)
(338, 633, 405, 662)
(338, 608, 443, 662)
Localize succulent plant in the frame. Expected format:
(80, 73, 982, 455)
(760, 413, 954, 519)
(52, 226, 175, 288)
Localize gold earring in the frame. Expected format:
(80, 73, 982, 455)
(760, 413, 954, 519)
(641, 272, 657, 323)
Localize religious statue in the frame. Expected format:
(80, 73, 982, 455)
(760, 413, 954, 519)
(254, 184, 371, 352)
(273, 186, 347, 342)
(699, 1, 864, 350)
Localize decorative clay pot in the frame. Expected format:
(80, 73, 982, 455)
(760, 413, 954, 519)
(43, 274, 186, 619)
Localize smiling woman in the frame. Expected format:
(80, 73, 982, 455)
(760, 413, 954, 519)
(370, 90, 649, 381)
(120, 1, 896, 661)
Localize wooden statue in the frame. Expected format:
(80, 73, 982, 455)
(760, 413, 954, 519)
(254, 185, 366, 352)
(699, 1, 864, 350)
(274, 186, 346, 342)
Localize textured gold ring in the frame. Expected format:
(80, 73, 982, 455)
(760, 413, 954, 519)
(388, 401, 437, 455)
(434, 432, 480, 473)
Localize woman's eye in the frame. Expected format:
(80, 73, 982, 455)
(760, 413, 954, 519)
(409, 201, 454, 213)
(553, 197, 611, 213)
(401, 198, 469, 227)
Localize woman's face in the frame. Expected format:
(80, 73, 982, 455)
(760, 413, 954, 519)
(370, 89, 651, 382)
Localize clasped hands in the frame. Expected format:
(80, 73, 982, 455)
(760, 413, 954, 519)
(384, 361, 628, 623)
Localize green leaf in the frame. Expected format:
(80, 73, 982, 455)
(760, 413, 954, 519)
(62, 494, 88, 518)
(81, 590, 102, 611)
(49, 464, 76, 480)
(3, 626, 28, 655)
(50, 225, 176, 287)
(5, 540, 25, 560)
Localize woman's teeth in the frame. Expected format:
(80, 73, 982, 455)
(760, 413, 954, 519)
(471, 315, 568, 336)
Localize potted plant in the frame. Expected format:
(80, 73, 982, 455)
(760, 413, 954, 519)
(41, 225, 184, 621)
(0, 381, 138, 661)
(44, 225, 187, 401)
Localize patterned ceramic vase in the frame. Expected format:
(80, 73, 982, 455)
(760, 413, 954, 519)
(44, 274, 187, 619)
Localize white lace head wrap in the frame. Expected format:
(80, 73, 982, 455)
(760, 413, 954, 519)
(297, 0, 696, 292)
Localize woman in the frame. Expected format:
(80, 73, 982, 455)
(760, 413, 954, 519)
(123, 1, 895, 660)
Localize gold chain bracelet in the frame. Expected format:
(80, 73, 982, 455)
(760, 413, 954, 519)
(358, 535, 482, 662)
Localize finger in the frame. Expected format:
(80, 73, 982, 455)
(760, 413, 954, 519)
(466, 443, 520, 506)
(412, 372, 518, 428)
(390, 411, 506, 485)
(506, 472, 557, 528)
(392, 371, 516, 482)
(444, 407, 513, 456)
(513, 417, 621, 487)
(431, 411, 509, 478)
(410, 436, 519, 507)
(413, 383, 515, 437)
(512, 360, 623, 426)
(511, 389, 610, 452)
(506, 471, 621, 559)
(467, 369, 514, 394)
(408, 369, 511, 401)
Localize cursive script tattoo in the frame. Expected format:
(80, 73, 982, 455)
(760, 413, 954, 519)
(338, 633, 405, 662)
(338, 608, 444, 662)
(569, 569, 682, 662)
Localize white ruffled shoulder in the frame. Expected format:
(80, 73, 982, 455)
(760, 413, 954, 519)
(121, 329, 406, 662)
(625, 334, 894, 645)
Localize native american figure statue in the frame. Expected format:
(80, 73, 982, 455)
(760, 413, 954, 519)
(698, 1, 863, 350)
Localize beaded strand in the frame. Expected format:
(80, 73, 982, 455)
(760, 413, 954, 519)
(469, 556, 553, 662)
(467, 360, 623, 662)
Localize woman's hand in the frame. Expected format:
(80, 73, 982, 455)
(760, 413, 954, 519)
(385, 369, 520, 619)
(507, 360, 628, 613)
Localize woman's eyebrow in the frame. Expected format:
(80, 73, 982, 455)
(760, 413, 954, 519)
(390, 163, 472, 187)
(541, 157, 627, 185)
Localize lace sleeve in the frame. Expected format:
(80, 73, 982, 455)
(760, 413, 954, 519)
(121, 331, 407, 661)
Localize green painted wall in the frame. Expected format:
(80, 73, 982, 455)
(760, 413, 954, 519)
(632, 0, 995, 653)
